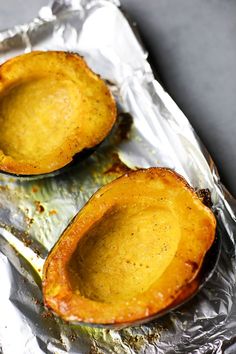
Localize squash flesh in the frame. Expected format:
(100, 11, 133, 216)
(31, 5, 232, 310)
(43, 168, 216, 324)
(0, 77, 80, 160)
(69, 204, 181, 303)
(0, 51, 116, 175)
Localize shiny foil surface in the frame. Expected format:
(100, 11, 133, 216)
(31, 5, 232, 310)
(0, 0, 235, 353)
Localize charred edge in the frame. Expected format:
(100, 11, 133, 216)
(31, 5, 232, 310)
(185, 260, 199, 273)
(105, 79, 117, 87)
(65, 51, 84, 59)
(196, 188, 213, 208)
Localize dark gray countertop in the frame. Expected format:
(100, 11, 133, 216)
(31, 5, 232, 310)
(0, 0, 235, 196)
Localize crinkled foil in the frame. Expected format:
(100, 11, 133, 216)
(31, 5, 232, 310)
(0, 0, 235, 353)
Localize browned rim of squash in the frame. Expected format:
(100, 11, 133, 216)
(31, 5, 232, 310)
(42, 167, 216, 325)
(0, 51, 116, 176)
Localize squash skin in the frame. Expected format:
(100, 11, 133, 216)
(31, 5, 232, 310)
(0, 145, 99, 180)
(0, 51, 116, 177)
(42, 168, 216, 325)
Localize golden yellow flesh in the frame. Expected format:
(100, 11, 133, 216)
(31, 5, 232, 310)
(43, 168, 216, 324)
(0, 77, 80, 160)
(0, 51, 116, 175)
(69, 205, 180, 303)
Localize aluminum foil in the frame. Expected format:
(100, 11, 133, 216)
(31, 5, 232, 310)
(0, 0, 235, 353)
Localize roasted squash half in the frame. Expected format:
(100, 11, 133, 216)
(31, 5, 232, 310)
(0, 51, 116, 176)
(43, 168, 216, 325)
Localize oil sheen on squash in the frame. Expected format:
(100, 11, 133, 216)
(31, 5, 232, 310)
(43, 168, 216, 325)
(0, 51, 116, 175)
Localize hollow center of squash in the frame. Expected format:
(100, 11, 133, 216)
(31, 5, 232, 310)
(69, 205, 181, 303)
(0, 77, 80, 161)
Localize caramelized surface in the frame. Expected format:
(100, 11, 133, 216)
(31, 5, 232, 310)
(43, 168, 216, 325)
(0, 51, 116, 175)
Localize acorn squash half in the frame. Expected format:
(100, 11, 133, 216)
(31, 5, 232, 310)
(43, 168, 216, 325)
(0, 51, 116, 176)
